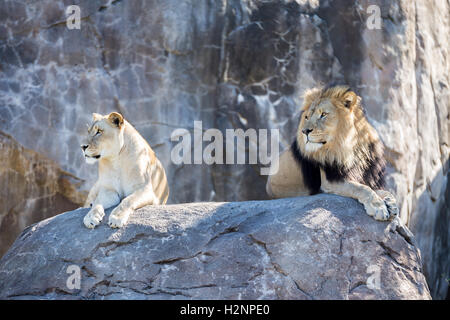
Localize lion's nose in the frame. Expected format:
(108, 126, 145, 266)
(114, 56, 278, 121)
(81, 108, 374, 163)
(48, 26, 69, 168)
(302, 128, 313, 135)
(81, 144, 88, 151)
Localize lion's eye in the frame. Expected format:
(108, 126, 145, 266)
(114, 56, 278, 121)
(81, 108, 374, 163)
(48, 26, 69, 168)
(95, 130, 102, 136)
(320, 112, 327, 119)
(304, 115, 309, 120)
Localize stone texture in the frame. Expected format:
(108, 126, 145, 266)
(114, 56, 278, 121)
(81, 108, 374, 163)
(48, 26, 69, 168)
(0, 131, 86, 257)
(0, 195, 431, 300)
(0, 0, 448, 298)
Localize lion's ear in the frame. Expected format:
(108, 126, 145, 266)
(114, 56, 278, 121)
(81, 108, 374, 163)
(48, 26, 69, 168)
(108, 112, 124, 128)
(342, 91, 358, 109)
(92, 113, 103, 121)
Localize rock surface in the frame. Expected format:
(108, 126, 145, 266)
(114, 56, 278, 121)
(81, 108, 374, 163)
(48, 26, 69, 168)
(0, 0, 448, 298)
(0, 195, 431, 300)
(0, 132, 85, 257)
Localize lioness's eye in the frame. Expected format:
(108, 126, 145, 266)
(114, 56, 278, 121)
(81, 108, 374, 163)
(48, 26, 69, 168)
(95, 130, 101, 136)
(320, 112, 327, 118)
(304, 115, 308, 120)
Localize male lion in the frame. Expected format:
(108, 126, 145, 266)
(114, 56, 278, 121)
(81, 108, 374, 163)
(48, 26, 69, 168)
(81, 112, 169, 229)
(266, 85, 398, 221)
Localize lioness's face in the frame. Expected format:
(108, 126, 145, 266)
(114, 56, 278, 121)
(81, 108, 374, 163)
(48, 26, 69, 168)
(299, 98, 344, 153)
(81, 112, 124, 164)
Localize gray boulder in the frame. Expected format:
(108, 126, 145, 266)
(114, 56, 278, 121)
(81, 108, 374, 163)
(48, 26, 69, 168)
(0, 194, 431, 300)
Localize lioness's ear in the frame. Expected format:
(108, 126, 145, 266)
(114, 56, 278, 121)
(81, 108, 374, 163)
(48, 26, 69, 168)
(108, 112, 124, 128)
(342, 91, 358, 109)
(92, 113, 103, 121)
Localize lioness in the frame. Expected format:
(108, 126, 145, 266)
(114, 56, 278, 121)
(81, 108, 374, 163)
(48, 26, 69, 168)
(81, 112, 169, 229)
(266, 85, 398, 221)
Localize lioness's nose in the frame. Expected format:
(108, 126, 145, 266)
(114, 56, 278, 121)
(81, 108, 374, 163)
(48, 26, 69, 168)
(81, 144, 88, 151)
(302, 128, 313, 135)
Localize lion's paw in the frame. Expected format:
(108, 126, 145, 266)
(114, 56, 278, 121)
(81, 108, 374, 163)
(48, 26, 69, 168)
(108, 208, 131, 229)
(364, 197, 390, 221)
(83, 206, 105, 229)
(375, 190, 399, 220)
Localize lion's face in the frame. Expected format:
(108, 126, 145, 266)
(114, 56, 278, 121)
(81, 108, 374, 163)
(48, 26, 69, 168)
(299, 99, 341, 153)
(81, 112, 124, 164)
(297, 86, 359, 156)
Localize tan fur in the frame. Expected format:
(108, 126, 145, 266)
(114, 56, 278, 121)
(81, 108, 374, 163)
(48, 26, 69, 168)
(267, 85, 398, 221)
(265, 148, 310, 198)
(81, 112, 169, 229)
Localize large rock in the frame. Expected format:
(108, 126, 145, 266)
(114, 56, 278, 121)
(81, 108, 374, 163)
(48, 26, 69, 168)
(0, 0, 448, 298)
(0, 195, 431, 300)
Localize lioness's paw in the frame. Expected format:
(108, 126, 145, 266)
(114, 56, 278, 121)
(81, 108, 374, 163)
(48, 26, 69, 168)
(375, 190, 399, 219)
(108, 208, 131, 228)
(364, 197, 390, 221)
(83, 206, 105, 229)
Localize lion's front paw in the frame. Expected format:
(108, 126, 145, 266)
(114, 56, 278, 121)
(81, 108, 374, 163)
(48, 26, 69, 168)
(364, 196, 390, 221)
(83, 206, 105, 229)
(108, 207, 131, 228)
(375, 190, 399, 219)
